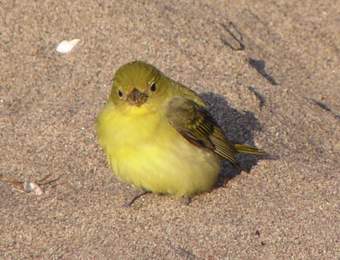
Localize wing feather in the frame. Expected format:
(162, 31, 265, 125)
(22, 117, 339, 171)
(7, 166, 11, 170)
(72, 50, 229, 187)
(166, 96, 238, 166)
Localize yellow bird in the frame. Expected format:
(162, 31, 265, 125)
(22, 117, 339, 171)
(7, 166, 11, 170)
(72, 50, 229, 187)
(96, 61, 265, 202)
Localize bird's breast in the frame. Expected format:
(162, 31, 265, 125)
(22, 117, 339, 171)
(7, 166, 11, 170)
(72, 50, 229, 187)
(96, 103, 221, 196)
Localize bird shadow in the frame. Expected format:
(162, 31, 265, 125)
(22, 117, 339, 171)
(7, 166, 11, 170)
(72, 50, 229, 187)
(200, 92, 264, 187)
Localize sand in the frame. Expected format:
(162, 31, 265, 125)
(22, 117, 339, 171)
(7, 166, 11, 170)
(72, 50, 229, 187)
(0, 0, 339, 259)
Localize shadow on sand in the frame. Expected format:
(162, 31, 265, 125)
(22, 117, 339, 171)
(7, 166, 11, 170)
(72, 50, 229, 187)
(200, 92, 264, 187)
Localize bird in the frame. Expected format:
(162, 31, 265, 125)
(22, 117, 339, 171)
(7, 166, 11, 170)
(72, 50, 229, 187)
(96, 61, 266, 204)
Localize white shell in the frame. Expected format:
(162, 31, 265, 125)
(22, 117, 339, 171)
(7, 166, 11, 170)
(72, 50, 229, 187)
(56, 39, 80, 53)
(24, 181, 43, 195)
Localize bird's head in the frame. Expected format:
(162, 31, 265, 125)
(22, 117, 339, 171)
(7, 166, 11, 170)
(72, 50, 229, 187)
(110, 61, 169, 111)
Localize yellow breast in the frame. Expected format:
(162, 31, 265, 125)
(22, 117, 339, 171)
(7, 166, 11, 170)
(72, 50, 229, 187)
(96, 102, 221, 197)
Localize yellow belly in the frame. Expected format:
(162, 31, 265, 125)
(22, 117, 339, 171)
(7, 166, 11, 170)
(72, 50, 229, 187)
(96, 103, 221, 197)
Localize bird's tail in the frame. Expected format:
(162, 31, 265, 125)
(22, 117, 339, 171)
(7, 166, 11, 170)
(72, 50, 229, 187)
(234, 144, 267, 156)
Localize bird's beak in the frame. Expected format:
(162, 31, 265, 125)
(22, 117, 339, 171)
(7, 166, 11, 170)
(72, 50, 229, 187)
(127, 88, 148, 107)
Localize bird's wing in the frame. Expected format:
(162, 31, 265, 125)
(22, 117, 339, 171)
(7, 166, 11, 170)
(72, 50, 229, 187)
(166, 96, 237, 165)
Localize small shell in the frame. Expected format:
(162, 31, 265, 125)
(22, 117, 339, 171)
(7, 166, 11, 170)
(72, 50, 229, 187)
(56, 39, 80, 53)
(24, 181, 43, 195)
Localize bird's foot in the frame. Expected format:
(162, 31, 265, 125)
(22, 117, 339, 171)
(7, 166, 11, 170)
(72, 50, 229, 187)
(123, 190, 150, 207)
(180, 197, 192, 205)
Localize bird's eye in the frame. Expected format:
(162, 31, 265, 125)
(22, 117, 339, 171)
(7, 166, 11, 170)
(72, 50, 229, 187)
(118, 90, 123, 98)
(150, 82, 157, 92)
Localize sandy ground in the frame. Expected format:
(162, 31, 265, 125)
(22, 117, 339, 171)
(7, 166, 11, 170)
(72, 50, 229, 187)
(1, 0, 339, 259)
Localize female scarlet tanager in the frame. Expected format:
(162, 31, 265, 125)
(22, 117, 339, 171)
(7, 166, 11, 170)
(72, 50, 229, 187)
(96, 61, 266, 200)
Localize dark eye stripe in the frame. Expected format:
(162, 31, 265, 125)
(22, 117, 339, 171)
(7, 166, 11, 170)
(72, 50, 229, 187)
(118, 90, 123, 97)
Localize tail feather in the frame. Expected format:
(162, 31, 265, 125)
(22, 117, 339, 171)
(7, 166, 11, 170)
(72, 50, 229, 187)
(234, 144, 267, 156)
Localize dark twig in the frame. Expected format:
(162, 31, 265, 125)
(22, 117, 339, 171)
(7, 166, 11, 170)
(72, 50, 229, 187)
(220, 22, 245, 51)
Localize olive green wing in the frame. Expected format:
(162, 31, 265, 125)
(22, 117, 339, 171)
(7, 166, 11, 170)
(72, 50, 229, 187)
(166, 96, 238, 166)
